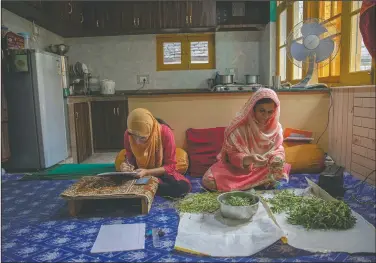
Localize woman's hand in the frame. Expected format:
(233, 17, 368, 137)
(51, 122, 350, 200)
(120, 162, 135, 172)
(244, 154, 268, 167)
(135, 169, 150, 178)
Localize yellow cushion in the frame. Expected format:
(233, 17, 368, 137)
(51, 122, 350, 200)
(175, 148, 189, 174)
(114, 148, 189, 174)
(115, 149, 127, 172)
(285, 144, 325, 174)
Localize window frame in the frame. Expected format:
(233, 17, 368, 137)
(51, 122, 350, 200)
(277, 0, 307, 85)
(156, 33, 215, 71)
(277, 1, 374, 86)
(340, 2, 374, 86)
(316, 1, 342, 83)
(276, 1, 287, 82)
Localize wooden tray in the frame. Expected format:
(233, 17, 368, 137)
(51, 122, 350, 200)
(61, 175, 159, 217)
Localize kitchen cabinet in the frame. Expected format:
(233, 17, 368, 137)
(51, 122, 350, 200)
(131, 1, 159, 31)
(159, 0, 216, 30)
(74, 103, 92, 163)
(45, 1, 84, 37)
(216, 1, 269, 27)
(3, 1, 218, 37)
(185, 0, 216, 28)
(91, 100, 128, 150)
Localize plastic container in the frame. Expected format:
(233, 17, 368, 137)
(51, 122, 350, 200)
(152, 228, 162, 248)
(17, 32, 30, 49)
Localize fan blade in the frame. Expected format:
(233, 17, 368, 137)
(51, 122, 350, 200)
(301, 22, 327, 37)
(290, 41, 311, 61)
(314, 37, 335, 63)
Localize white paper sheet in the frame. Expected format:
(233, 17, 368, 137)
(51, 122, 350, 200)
(91, 224, 145, 253)
(174, 203, 284, 257)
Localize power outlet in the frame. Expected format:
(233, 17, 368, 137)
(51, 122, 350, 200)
(137, 75, 149, 84)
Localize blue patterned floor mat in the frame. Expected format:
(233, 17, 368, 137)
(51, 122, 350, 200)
(1, 172, 375, 262)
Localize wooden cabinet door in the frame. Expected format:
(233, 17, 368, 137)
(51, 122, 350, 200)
(190, 0, 216, 28)
(91, 101, 128, 150)
(216, 1, 233, 25)
(159, 1, 184, 29)
(119, 2, 134, 32)
(91, 101, 109, 150)
(74, 103, 92, 163)
(108, 101, 128, 149)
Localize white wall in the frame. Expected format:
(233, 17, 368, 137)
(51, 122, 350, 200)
(1, 9, 64, 50)
(65, 31, 264, 90)
(259, 22, 276, 87)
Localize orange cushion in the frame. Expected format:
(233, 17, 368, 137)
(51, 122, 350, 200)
(285, 144, 325, 174)
(114, 148, 189, 174)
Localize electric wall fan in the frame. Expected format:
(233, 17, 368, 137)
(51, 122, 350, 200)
(287, 18, 340, 89)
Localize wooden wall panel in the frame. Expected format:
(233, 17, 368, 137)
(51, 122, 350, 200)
(329, 86, 376, 185)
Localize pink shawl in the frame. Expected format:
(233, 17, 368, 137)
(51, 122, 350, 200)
(219, 88, 284, 163)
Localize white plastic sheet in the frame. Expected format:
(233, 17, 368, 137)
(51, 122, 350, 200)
(174, 203, 284, 257)
(274, 211, 376, 253)
(263, 178, 376, 254)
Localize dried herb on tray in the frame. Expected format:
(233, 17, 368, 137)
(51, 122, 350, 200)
(176, 192, 220, 213)
(223, 195, 256, 206)
(268, 190, 357, 230)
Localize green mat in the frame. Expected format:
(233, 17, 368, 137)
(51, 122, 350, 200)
(21, 163, 116, 180)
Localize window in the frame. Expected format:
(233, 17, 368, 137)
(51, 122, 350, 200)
(277, 1, 374, 86)
(278, 8, 287, 81)
(318, 1, 342, 81)
(156, 34, 215, 71)
(292, 1, 304, 80)
(349, 2, 372, 72)
(277, 0, 305, 83)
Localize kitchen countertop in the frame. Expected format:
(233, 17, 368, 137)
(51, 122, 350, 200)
(67, 87, 329, 100)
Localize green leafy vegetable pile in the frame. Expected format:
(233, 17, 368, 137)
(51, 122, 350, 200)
(268, 190, 357, 230)
(223, 195, 257, 206)
(176, 192, 220, 213)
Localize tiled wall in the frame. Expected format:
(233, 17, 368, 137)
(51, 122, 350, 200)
(259, 22, 276, 87)
(329, 86, 376, 185)
(1, 9, 64, 50)
(65, 31, 268, 90)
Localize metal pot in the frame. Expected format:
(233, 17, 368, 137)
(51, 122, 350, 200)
(217, 75, 234, 85)
(217, 191, 260, 220)
(245, 74, 260, 84)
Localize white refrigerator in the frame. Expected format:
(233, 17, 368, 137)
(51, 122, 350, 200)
(3, 49, 69, 170)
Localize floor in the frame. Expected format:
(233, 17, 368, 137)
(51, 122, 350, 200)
(2, 173, 375, 262)
(60, 152, 118, 165)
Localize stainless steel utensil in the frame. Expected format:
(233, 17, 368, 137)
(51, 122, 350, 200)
(245, 75, 260, 84)
(56, 44, 70, 55)
(217, 75, 234, 85)
(217, 191, 260, 220)
(272, 75, 281, 89)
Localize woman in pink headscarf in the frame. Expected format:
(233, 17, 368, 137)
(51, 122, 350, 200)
(202, 88, 291, 192)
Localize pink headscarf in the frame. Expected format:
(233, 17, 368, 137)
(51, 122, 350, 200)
(219, 88, 283, 162)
